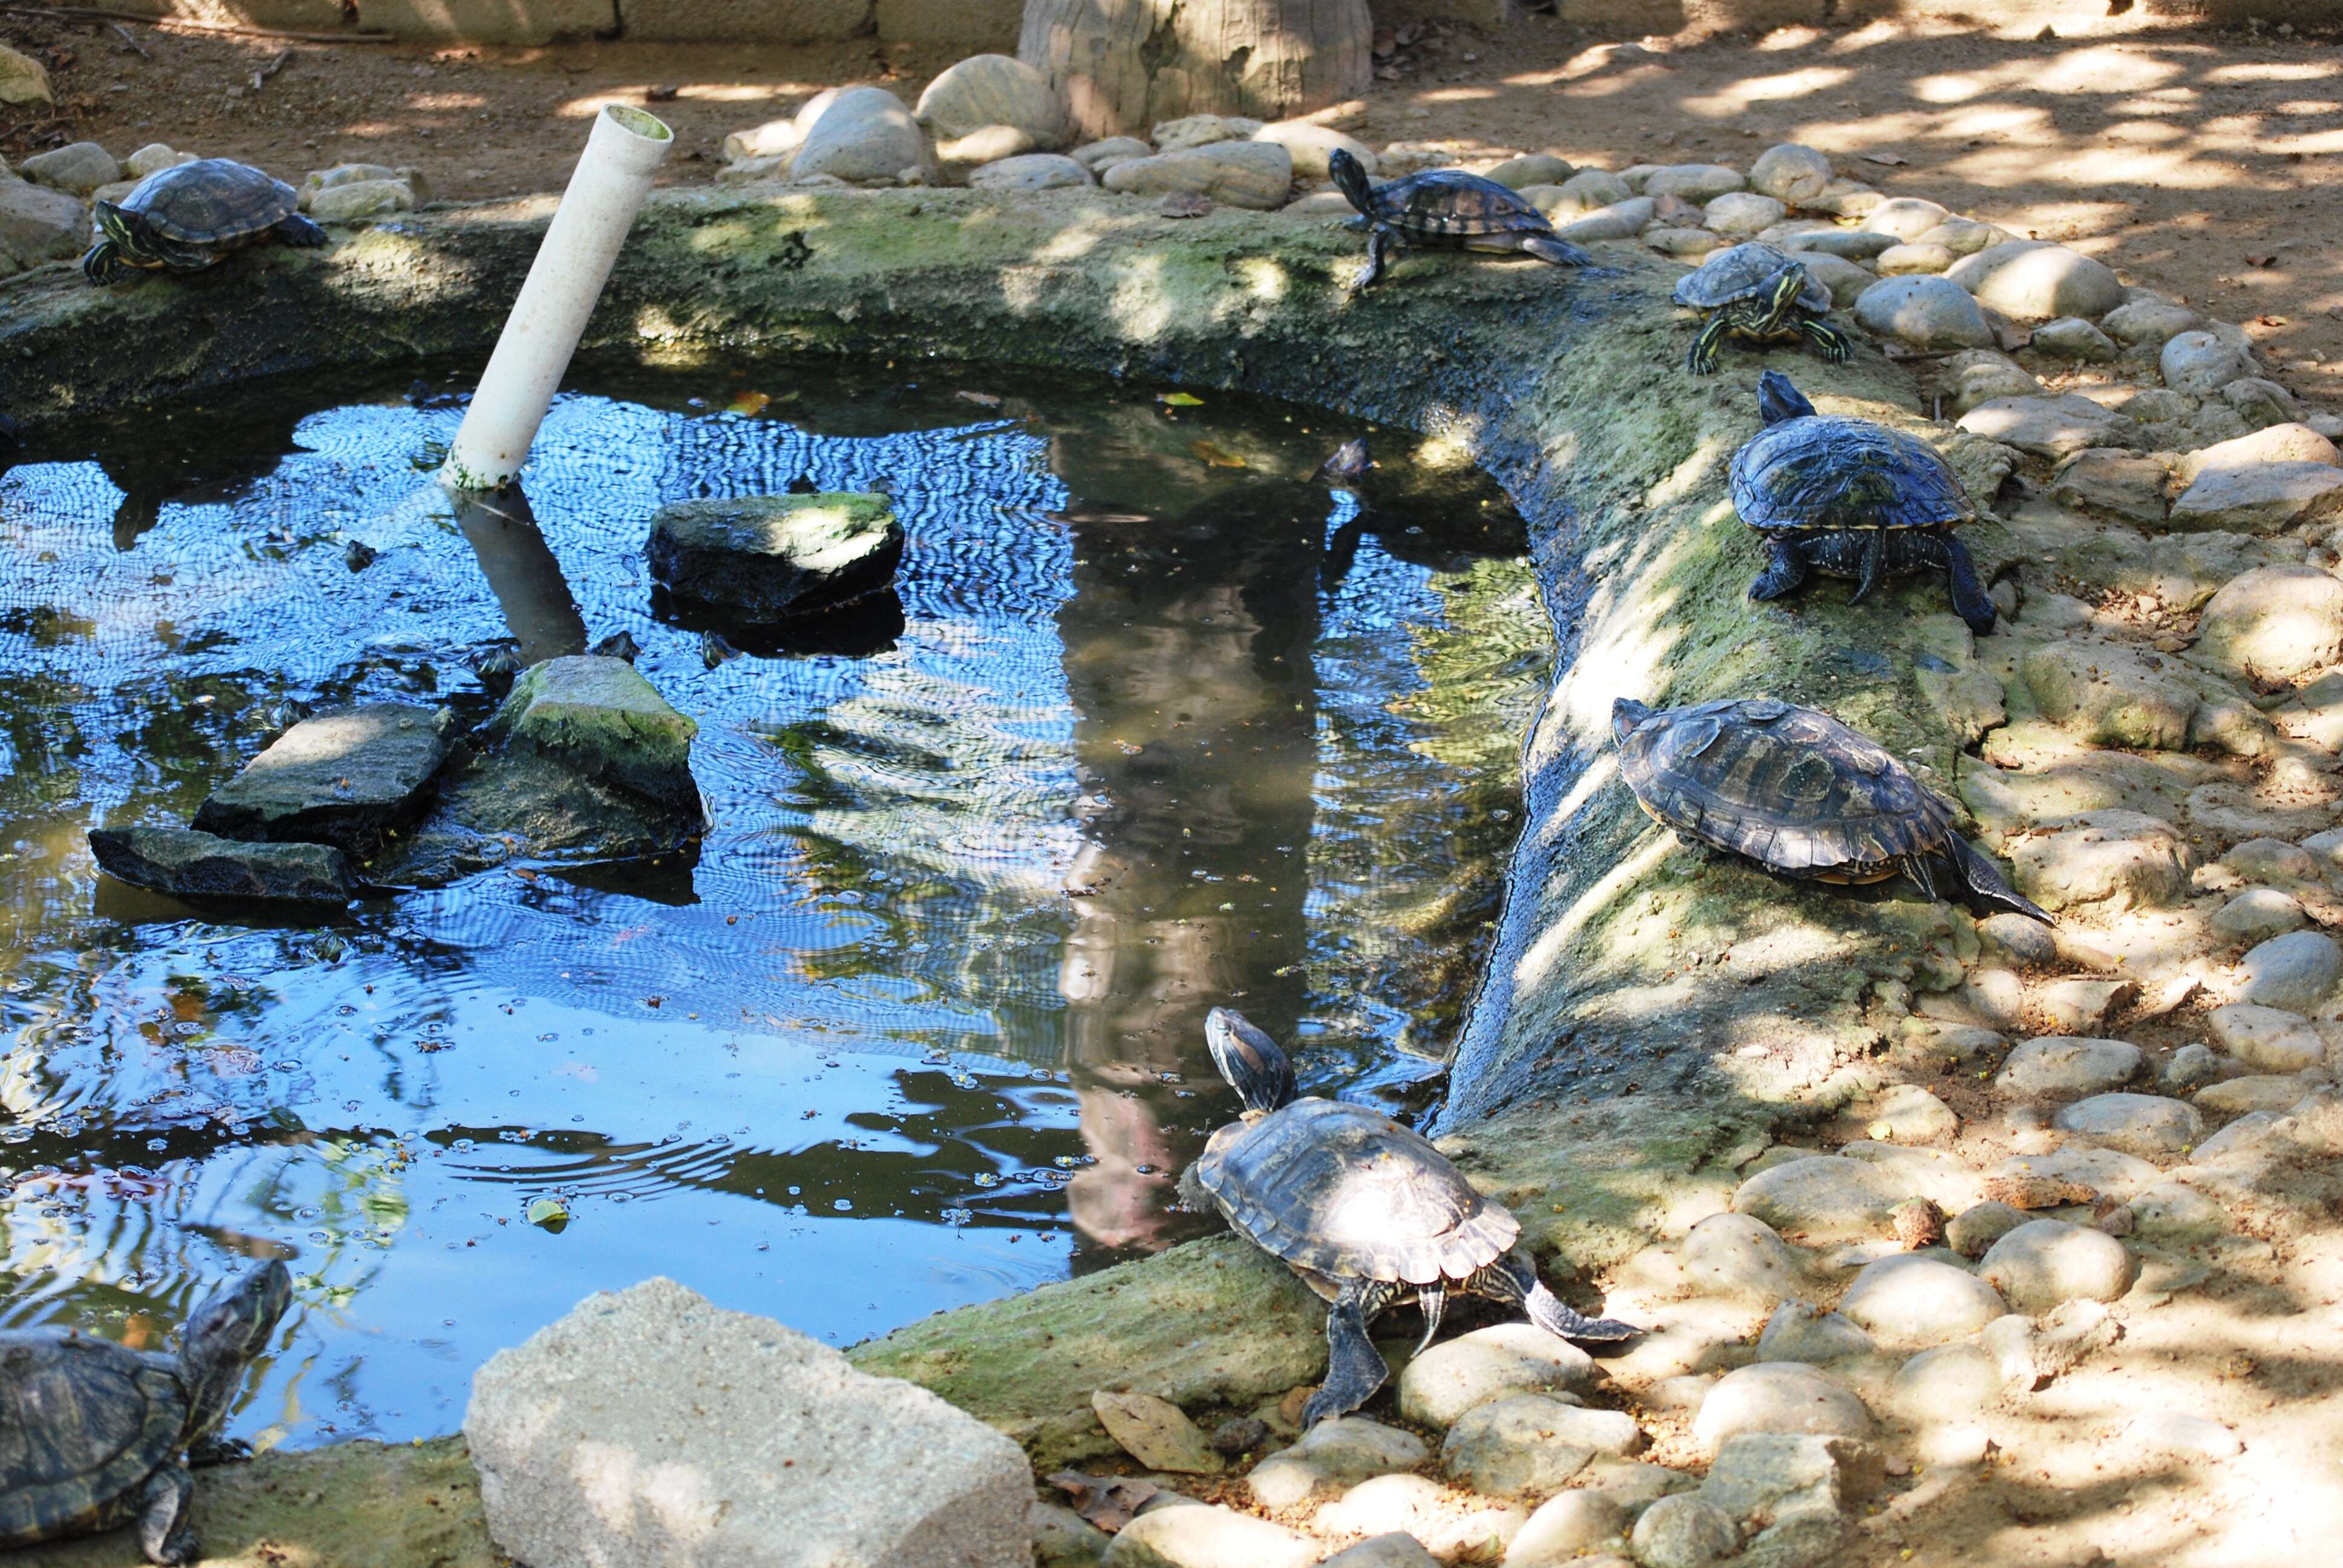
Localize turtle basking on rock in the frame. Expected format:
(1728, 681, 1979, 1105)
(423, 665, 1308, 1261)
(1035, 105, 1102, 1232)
(1674, 243, 1855, 375)
(1613, 695, 2050, 923)
(1, 1261, 291, 1563)
(1181, 1009, 1636, 1425)
(1329, 148, 1596, 290)
(82, 159, 327, 285)
(1734, 371, 1997, 635)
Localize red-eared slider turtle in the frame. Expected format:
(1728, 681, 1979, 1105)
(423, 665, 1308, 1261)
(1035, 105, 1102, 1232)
(1674, 243, 1855, 374)
(0, 1261, 291, 1563)
(1734, 371, 1996, 633)
(82, 159, 327, 285)
(1613, 695, 2050, 923)
(1182, 1010, 1636, 1425)
(1329, 148, 1596, 290)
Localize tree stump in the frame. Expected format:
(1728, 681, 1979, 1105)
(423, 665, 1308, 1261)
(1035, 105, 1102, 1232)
(1019, 0, 1374, 143)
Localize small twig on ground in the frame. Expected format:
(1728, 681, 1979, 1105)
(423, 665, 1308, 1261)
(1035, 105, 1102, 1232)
(252, 45, 289, 90)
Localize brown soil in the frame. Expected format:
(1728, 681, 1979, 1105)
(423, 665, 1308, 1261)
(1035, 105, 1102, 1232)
(4, 11, 2338, 402)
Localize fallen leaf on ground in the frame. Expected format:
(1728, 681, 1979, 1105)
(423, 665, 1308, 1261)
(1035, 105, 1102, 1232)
(1156, 391, 1204, 407)
(1189, 440, 1247, 468)
(1090, 1389, 1224, 1474)
(1046, 1471, 1158, 1533)
(956, 390, 1001, 407)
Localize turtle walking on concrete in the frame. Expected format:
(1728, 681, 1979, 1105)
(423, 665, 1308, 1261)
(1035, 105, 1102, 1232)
(1732, 371, 1997, 633)
(1182, 1009, 1636, 1424)
(1329, 148, 1596, 290)
(0, 1261, 292, 1563)
(1674, 243, 1855, 375)
(82, 159, 327, 285)
(1613, 694, 2051, 923)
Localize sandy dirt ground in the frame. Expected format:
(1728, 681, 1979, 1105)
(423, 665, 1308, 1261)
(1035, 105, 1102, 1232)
(2, 9, 2338, 400)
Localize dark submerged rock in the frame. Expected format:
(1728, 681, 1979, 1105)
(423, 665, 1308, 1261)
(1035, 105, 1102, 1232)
(89, 826, 353, 904)
(646, 492, 904, 621)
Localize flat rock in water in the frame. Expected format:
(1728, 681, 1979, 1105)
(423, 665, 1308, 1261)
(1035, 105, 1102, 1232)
(1993, 1037, 2143, 1100)
(1978, 1220, 2138, 1313)
(1691, 1363, 1872, 1453)
(1092, 1389, 1221, 1474)
(648, 491, 904, 621)
(486, 656, 700, 813)
(192, 704, 454, 854)
(1397, 1321, 1599, 1429)
(89, 825, 352, 905)
(466, 1279, 1029, 1568)
(2051, 1092, 2204, 1156)
(1945, 240, 2125, 321)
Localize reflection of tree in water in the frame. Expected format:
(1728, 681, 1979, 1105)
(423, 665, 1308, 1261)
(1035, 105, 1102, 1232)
(1043, 404, 1323, 1264)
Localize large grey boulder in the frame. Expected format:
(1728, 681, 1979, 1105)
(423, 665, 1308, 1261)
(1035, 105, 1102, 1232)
(1945, 240, 2125, 322)
(1748, 143, 1832, 204)
(914, 53, 1069, 149)
(21, 140, 119, 194)
(467, 1277, 1032, 1568)
(648, 491, 905, 621)
(2235, 930, 2343, 1013)
(192, 704, 454, 854)
(1854, 275, 1996, 351)
(2160, 330, 2255, 395)
(0, 174, 85, 270)
(2169, 462, 2343, 535)
(2194, 565, 2343, 683)
(88, 825, 352, 905)
(792, 87, 930, 183)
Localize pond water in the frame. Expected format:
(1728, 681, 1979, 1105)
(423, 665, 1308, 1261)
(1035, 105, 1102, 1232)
(0, 359, 1542, 1449)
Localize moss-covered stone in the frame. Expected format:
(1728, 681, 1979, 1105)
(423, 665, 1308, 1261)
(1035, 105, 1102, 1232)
(484, 655, 699, 812)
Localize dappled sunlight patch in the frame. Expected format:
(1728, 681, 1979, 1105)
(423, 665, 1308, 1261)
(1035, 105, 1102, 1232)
(1513, 823, 1672, 1000)
(1680, 67, 1855, 118)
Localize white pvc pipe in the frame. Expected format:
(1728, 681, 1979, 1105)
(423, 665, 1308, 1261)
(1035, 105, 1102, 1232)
(439, 104, 673, 491)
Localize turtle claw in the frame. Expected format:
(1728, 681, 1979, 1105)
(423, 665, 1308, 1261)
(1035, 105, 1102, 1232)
(1413, 1285, 1449, 1356)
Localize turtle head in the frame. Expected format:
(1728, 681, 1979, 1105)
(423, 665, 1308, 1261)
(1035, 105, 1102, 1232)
(1755, 370, 1818, 427)
(1327, 148, 1375, 215)
(1758, 261, 1810, 327)
(177, 1259, 292, 1440)
(1611, 697, 1656, 745)
(1205, 1007, 1297, 1114)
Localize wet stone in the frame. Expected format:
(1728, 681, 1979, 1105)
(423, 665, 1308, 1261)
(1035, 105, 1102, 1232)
(1504, 1490, 1625, 1567)
(1398, 1322, 1599, 1429)
(1440, 1394, 1608, 1499)
(1692, 1364, 1872, 1452)
(647, 491, 906, 621)
(1755, 1301, 1874, 1365)
(1729, 1156, 1907, 1244)
(1103, 1502, 1320, 1568)
(1993, 1037, 2143, 1101)
(2050, 1093, 2204, 1157)
(192, 703, 454, 855)
(2207, 1003, 2327, 1073)
(1837, 1255, 2007, 1351)
(2235, 931, 2343, 1014)
(1978, 1220, 2138, 1313)
(1629, 1495, 1738, 1568)
(88, 825, 352, 906)
(1947, 1201, 2031, 1259)
(1681, 1212, 1809, 1302)
(485, 656, 700, 815)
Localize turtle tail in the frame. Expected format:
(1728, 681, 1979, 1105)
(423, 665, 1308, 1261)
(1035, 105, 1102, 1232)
(1520, 234, 1596, 269)
(1944, 831, 2052, 925)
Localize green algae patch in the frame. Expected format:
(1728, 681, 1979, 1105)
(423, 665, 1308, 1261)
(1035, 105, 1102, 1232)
(485, 654, 699, 813)
(8, 1436, 496, 1568)
(848, 1235, 1325, 1466)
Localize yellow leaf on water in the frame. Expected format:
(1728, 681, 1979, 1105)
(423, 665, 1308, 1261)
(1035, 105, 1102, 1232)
(1188, 440, 1247, 468)
(727, 391, 772, 416)
(1156, 391, 1204, 407)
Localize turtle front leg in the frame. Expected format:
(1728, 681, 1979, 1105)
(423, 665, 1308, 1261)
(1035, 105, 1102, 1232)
(137, 1462, 198, 1566)
(188, 1433, 253, 1468)
(1686, 313, 1732, 375)
(1748, 536, 1810, 606)
(81, 240, 126, 285)
(1799, 316, 1857, 365)
(1352, 225, 1393, 290)
(275, 213, 329, 249)
(1304, 1279, 1398, 1426)
(1471, 1251, 1640, 1344)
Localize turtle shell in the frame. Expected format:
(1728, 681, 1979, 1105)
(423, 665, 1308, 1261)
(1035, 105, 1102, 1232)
(1731, 411, 1974, 535)
(116, 159, 298, 246)
(0, 1333, 186, 1548)
(1673, 242, 1832, 314)
(1373, 170, 1552, 240)
(1194, 1097, 1519, 1289)
(1615, 697, 1953, 879)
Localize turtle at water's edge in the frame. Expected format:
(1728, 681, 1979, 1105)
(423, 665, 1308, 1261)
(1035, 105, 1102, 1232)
(1329, 148, 1597, 290)
(83, 159, 327, 284)
(0, 1261, 292, 1563)
(1733, 371, 1997, 634)
(1613, 694, 2051, 923)
(1181, 1010, 1636, 1425)
(1674, 243, 1855, 375)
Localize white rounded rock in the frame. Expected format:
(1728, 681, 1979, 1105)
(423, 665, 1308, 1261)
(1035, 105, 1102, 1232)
(1838, 1255, 2008, 1351)
(2206, 1003, 2327, 1073)
(1682, 1212, 1809, 1302)
(1876, 241, 1955, 276)
(2212, 888, 2309, 945)
(1629, 1494, 1740, 1568)
(1863, 195, 1951, 240)
(1440, 1395, 1604, 1500)
(793, 87, 930, 183)
(1755, 1301, 1875, 1365)
(1642, 163, 1745, 201)
(1253, 120, 1374, 181)
(1398, 1322, 1599, 1429)
(916, 54, 1069, 147)
(1729, 1156, 1907, 1243)
(2236, 930, 2343, 1014)
(1692, 1363, 1872, 1452)
(1748, 143, 1833, 204)
(1853, 275, 1996, 351)
(1889, 1344, 2002, 1422)
(1992, 1037, 2144, 1101)
(1503, 1489, 1626, 1567)
(1978, 1220, 2138, 1313)
(1703, 191, 1785, 235)
(2005, 811, 2193, 914)
(2195, 566, 2343, 683)
(2161, 329, 2256, 395)
(2050, 1093, 2204, 1157)
(1946, 240, 2126, 322)
(966, 154, 1092, 192)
